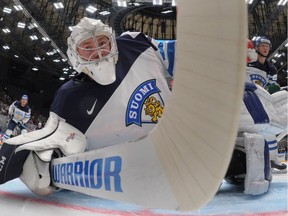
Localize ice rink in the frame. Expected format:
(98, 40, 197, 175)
(0, 1, 286, 216)
(0, 169, 287, 216)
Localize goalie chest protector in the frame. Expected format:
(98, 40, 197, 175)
(50, 32, 172, 150)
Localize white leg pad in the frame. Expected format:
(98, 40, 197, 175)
(20, 151, 53, 196)
(243, 133, 270, 195)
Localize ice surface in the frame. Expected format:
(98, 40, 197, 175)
(0, 171, 287, 216)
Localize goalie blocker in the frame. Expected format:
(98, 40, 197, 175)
(225, 132, 271, 195)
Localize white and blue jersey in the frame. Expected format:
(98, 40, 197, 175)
(247, 60, 277, 87)
(51, 32, 175, 150)
(153, 39, 176, 77)
(9, 101, 31, 124)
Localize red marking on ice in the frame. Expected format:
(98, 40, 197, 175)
(226, 212, 288, 216)
(0, 190, 286, 216)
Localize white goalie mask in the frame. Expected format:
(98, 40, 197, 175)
(67, 17, 118, 85)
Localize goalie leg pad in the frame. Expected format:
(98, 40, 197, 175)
(243, 132, 270, 195)
(20, 151, 53, 196)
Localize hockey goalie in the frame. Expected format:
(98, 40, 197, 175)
(0, 17, 175, 196)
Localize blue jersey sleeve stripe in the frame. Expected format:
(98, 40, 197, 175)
(157, 40, 176, 77)
(167, 41, 175, 77)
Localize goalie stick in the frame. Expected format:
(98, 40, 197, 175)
(51, 0, 247, 211)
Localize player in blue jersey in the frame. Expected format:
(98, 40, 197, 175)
(0, 17, 175, 195)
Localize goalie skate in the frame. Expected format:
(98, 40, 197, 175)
(271, 168, 287, 174)
(271, 161, 287, 174)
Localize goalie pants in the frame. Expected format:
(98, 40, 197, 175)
(0, 143, 30, 184)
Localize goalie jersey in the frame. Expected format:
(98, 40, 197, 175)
(51, 32, 175, 150)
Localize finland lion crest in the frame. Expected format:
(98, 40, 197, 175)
(126, 79, 165, 126)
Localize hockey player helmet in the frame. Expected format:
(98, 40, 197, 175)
(21, 94, 28, 100)
(67, 17, 118, 85)
(254, 36, 272, 58)
(20, 94, 28, 106)
(254, 36, 272, 50)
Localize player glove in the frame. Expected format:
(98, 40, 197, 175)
(266, 83, 281, 94)
(5, 112, 87, 196)
(6, 112, 87, 156)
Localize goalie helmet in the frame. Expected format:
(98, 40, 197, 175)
(67, 17, 118, 85)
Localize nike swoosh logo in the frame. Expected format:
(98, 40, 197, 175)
(87, 99, 98, 115)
